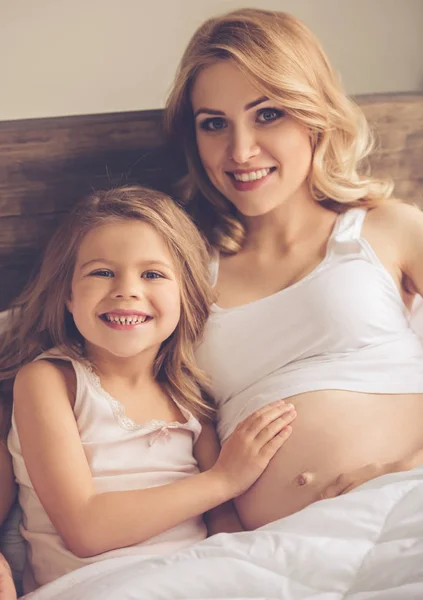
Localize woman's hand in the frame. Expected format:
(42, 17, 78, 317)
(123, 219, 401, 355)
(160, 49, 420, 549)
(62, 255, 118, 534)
(321, 447, 423, 500)
(320, 461, 406, 499)
(211, 400, 296, 497)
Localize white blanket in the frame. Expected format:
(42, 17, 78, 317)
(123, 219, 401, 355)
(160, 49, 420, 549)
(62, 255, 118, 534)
(24, 466, 423, 599)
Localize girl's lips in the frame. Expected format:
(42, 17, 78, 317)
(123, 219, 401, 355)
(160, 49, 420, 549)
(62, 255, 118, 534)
(101, 319, 150, 331)
(99, 312, 152, 331)
(102, 309, 149, 317)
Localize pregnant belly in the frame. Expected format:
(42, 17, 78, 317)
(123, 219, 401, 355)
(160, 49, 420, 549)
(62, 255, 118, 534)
(234, 390, 423, 530)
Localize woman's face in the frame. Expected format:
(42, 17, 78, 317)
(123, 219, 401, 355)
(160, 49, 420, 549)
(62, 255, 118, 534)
(191, 60, 314, 218)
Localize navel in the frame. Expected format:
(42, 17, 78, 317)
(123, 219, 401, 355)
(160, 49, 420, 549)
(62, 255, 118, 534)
(296, 471, 314, 486)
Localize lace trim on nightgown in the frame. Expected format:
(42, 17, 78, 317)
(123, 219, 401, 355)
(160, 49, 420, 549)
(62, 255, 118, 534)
(81, 360, 196, 434)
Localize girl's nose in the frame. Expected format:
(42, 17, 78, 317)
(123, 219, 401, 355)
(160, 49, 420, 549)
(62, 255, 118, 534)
(112, 276, 142, 300)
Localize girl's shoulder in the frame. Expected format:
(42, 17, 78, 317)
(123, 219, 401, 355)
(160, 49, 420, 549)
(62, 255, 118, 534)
(14, 355, 77, 408)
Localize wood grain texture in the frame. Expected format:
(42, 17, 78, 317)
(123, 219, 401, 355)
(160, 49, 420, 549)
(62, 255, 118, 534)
(0, 93, 422, 310)
(358, 93, 423, 204)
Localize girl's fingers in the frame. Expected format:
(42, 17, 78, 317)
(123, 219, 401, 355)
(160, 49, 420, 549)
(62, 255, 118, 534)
(261, 425, 293, 458)
(242, 402, 295, 438)
(255, 410, 296, 446)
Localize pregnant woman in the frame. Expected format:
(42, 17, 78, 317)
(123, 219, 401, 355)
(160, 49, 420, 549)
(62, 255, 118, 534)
(165, 7, 423, 529)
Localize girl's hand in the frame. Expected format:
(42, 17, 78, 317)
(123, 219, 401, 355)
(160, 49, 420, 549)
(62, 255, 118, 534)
(211, 400, 296, 497)
(320, 461, 405, 499)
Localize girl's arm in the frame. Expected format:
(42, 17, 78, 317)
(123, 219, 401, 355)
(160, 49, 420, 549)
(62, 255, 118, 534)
(194, 422, 244, 535)
(0, 433, 16, 526)
(0, 443, 16, 526)
(14, 360, 294, 558)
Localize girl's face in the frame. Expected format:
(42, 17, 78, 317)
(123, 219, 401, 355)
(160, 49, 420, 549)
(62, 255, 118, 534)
(67, 220, 181, 362)
(191, 60, 314, 218)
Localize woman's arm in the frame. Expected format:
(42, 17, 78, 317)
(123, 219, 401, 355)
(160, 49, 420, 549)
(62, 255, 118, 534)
(14, 360, 294, 558)
(365, 202, 423, 299)
(194, 422, 244, 535)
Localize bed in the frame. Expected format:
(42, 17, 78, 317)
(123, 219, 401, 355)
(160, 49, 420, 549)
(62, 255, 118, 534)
(1, 93, 423, 599)
(1, 92, 422, 312)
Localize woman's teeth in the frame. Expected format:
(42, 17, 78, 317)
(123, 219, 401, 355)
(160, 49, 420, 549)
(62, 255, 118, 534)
(104, 315, 148, 325)
(233, 168, 271, 182)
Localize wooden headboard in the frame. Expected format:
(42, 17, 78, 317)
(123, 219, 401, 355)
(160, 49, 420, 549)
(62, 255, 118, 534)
(0, 92, 422, 311)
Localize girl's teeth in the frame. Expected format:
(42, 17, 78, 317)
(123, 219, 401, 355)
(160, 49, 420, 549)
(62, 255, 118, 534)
(234, 168, 270, 182)
(105, 315, 147, 324)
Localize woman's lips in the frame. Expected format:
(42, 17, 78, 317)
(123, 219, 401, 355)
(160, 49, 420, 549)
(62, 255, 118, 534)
(227, 167, 276, 191)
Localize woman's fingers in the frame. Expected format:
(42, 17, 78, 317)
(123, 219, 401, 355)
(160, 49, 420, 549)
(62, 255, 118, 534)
(320, 477, 351, 499)
(321, 463, 391, 500)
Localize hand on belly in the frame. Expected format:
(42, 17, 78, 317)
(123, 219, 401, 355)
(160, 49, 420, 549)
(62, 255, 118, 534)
(234, 389, 423, 530)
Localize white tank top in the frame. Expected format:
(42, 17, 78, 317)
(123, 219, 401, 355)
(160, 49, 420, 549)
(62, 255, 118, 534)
(195, 208, 423, 442)
(8, 350, 206, 589)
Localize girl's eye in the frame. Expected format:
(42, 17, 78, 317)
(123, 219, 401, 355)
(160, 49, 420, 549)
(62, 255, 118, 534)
(257, 108, 284, 124)
(90, 269, 113, 278)
(199, 117, 227, 132)
(142, 271, 163, 280)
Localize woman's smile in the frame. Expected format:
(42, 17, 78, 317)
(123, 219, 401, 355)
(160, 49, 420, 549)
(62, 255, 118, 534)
(227, 167, 277, 191)
(191, 60, 314, 218)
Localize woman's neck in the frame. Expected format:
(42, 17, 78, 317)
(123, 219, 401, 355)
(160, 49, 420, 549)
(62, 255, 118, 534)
(243, 195, 336, 256)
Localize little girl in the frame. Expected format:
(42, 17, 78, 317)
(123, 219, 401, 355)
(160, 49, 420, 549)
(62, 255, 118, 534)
(0, 413, 17, 600)
(0, 186, 295, 593)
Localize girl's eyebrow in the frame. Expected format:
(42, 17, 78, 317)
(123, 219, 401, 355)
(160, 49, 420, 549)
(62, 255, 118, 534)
(79, 259, 174, 270)
(194, 96, 269, 118)
(79, 258, 108, 270)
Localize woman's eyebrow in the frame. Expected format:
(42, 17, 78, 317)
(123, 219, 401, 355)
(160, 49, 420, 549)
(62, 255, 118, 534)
(244, 96, 269, 111)
(194, 107, 225, 118)
(194, 96, 269, 119)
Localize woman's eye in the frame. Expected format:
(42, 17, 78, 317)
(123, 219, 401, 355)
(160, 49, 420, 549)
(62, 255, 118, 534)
(142, 271, 163, 280)
(90, 269, 113, 278)
(199, 117, 227, 132)
(257, 108, 284, 124)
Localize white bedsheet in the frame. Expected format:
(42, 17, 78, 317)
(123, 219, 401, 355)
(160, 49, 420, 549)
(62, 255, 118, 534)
(24, 465, 423, 600)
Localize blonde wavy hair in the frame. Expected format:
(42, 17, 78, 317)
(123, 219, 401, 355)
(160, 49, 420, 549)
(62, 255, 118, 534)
(165, 8, 393, 254)
(0, 186, 215, 431)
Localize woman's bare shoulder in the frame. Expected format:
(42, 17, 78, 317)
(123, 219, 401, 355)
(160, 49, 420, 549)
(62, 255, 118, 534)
(365, 201, 423, 231)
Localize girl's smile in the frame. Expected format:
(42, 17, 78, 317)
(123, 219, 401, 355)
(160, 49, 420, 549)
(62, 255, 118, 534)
(100, 309, 151, 330)
(67, 219, 181, 362)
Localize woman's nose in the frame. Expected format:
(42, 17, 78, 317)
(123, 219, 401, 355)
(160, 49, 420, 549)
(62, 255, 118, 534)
(229, 126, 260, 164)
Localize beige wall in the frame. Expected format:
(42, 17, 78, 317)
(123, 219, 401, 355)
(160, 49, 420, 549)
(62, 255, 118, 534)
(2, 0, 423, 121)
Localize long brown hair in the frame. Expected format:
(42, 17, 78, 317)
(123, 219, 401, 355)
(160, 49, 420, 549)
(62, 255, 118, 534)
(0, 186, 215, 428)
(165, 8, 393, 254)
